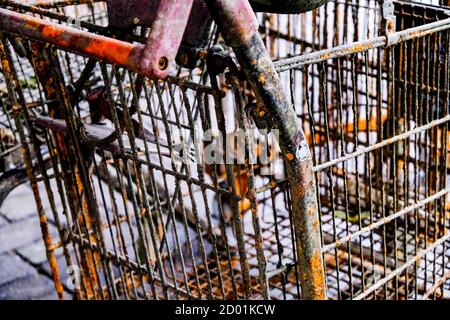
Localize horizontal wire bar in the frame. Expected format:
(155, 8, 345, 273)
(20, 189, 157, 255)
(69, 233, 195, 299)
(0, 144, 20, 158)
(323, 188, 450, 253)
(354, 232, 450, 300)
(421, 270, 450, 300)
(127, 154, 242, 200)
(266, 262, 295, 279)
(27, 0, 102, 9)
(314, 114, 450, 173)
(275, 17, 450, 72)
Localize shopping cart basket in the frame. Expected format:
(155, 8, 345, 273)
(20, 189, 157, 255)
(0, 0, 449, 300)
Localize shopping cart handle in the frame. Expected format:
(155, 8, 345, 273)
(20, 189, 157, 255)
(107, 0, 214, 72)
(0, 0, 329, 80)
(0, 1, 197, 79)
(135, 0, 194, 79)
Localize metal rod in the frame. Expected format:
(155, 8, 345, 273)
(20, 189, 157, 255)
(0, 8, 144, 73)
(274, 17, 450, 72)
(323, 188, 450, 253)
(355, 232, 450, 300)
(28, 0, 103, 8)
(206, 0, 327, 300)
(314, 114, 450, 173)
(0, 37, 65, 299)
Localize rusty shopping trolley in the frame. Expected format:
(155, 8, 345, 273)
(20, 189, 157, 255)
(0, 0, 449, 300)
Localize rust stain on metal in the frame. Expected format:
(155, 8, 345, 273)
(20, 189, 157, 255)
(309, 206, 315, 217)
(286, 153, 294, 161)
(257, 74, 266, 84)
(0, 8, 145, 75)
(387, 19, 395, 33)
(206, 0, 259, 47)
(0, 38, 65, 299)
(308, 250, 326, 300)
(320, 42, 374, 60)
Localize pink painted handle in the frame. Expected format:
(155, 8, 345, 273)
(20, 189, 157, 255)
(139, 0, 194, 79)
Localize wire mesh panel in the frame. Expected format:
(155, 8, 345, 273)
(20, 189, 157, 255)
(273, 0, 450, 299)
(0, 0, 449, 300)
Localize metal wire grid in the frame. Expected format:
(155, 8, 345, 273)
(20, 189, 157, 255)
(0, 0, 449, 300)
(273, 0, 450, 299)
(0, 1, 110, 206)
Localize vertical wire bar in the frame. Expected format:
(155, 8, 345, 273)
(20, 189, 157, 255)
(91, 155, 131, 299)
(113, 68, 170, 299)
(177, 87, 216, 299)
(209, 73, 252, 298)
(140, 82, 192, 298)
(197, 92, 234, 300)
(99, 63, 158, 299)
(0, 36, 65, 299)
(125, 74, 182, 299)
(228, 69, 270, 299)
(363, 50, 377, 299)
(208, 0, 327, 299)
(49, 49, 119, 300)
(350, 54, 366, 298)
(182, 88, 228, 299)
(154, 83, 203, 299)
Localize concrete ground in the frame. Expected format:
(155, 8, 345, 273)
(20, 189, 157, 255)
(0, 184, 72, 300)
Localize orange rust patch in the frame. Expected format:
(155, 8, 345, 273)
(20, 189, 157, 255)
(320, 52, 331, 60)
(308, 250, 326, 299)
(257, 74, 265, 84)
(1, 59, 10, 72)
(349, 43, 373, 54)
(387, 20, 395, 33)
(286, 153, 294, 161)
(28, 18, 136, 68)
(410, 30, 427, 39)
(40, 214, 48, 224)
(320, 42, 374, 61)
(198, 50, 208, 60)
(41, 25, 66, 43)
(82, 39, 135, 67)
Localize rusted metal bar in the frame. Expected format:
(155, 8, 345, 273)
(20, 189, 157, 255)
(0, 2, 199, 79)
(0, 36, 65, 299)
(0, 8, 144, 72)
(137, 0, 194, 79)
(314, 114, 450, 173)
(274, 16, 450, 72)
(205, 0, 327, 300)
(381, 0, 397, 36)
(355, 232, 450, 300)
(28, 0, 103, 8)
(421, 270, 450, 299)
(0, 6, 195, 79)
(0, 0, 105, 33)
(323, 188, 450, 253)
